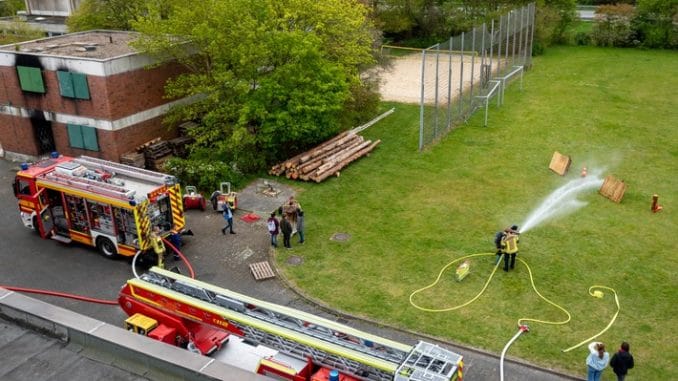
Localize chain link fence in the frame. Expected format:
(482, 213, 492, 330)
(418, 3, 536, 150)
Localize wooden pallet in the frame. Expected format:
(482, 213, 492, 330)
(549, 151, 571, 176)
(249, 261, 276, 280)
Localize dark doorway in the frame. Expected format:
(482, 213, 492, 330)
(30, 110, 55, 155)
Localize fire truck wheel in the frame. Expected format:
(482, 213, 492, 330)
(96, 237, 118, 259)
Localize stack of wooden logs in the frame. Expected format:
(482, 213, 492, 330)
(269, 131, 380, 183)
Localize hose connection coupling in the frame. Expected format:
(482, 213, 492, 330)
(519, 324, 530, 333)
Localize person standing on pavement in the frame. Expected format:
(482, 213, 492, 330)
(296, 208, 305, 244)
(150, 225, 166, 268)
(167, 224, 182, 260)
(221, 203, 235, 235)
(586, 341, 610, 381)
(267, 212, 279, 248)
(280, 214, 293, 249)
(610, 342, 634, 381)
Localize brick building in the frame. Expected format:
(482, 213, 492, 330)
(0, 30, 190, 162)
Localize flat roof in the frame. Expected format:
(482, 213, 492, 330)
(1, 30, 139, 60)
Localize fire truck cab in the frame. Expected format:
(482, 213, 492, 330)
(13, 153, 186, 259)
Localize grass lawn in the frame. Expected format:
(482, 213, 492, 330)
(273, 46, 677, 379)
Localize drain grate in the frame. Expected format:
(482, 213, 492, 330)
(286, 255, 303, 266)
(330, 232, 351, 242)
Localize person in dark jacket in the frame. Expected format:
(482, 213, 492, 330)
(296, 208, 305, 244)
(167, 224, 182, 260)
(280, 214, 293, 249)
(494, 225, 519, 264)
(610, 342, 634, 381)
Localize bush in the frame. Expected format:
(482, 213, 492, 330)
(591, 4, 637, 47)
(534, 1, 577, 54)
(574, 31, 592, 45)
(632, 0, 678, 49)
(163, 157, 245, 193)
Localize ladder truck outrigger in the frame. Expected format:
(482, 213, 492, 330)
(119, 267, 465, 381)
(12, 152, 188, 259)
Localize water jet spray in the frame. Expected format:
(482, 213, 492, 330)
(519, 170, 604, 234)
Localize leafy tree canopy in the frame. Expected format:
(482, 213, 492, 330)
(132, 0, 379, 173)
(0, 0, 24, 17)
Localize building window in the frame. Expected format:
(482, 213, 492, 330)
(57, 71, 90, 100)
(67, 124, 99, 151)
(17, 66, 45, 93)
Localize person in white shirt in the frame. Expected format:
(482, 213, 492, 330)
(586, 341, 610, 381)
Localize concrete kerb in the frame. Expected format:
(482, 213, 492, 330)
(268, 252, 582, 381)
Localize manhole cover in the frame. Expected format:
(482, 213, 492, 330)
(331, 232, 351, 242)
(287, 255, 303, 266)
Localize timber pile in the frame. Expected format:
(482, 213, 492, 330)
(269, 131, 381, 183)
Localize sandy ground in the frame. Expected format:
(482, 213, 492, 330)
(376, 55, 502, 105)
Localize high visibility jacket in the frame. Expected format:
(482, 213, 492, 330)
(502, 233, 519, 254)
(150, 234, 165, 255)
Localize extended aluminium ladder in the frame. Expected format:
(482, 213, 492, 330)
(133, 268, 463, 381)
(73, 156, 176, 185)
(43, 171, 136, 200)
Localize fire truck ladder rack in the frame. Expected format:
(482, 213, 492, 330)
(43, 172, 136, 200)
(73, 156, 176, 186)
(130, 267, 462, 381)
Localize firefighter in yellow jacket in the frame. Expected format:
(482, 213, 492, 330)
(501, 229, 520, 272)
(150, 225, 166, 269)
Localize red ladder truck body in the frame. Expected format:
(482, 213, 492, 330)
(118, 267, 464, 381)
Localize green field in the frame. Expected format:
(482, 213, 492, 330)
(273, 46, 677, 379)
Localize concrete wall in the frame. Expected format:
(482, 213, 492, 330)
(0, 287, 269, 381)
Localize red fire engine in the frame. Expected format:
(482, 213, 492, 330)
(119, 267, 464, 381)
(12, 153, 186, 258)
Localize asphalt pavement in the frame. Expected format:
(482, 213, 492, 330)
(0, 157, 582, 381)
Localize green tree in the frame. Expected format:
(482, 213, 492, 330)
(532, 0, 577, 53)
(0, 0, 24, 17)
(132, 0, 379, 173)
(67, 0, 171, 32)
(633, 0, 678, 48)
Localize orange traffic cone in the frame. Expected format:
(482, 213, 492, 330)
(581, 166, 587, 177)
(651, 194, 663, 213)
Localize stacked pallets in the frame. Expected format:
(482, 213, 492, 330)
(144, 140, 173, 171)
(120, 151, 145, 168)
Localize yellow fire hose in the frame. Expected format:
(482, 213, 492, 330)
(409, 253, 620, 352)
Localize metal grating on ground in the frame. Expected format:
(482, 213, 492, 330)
(249, 261, 276, 280)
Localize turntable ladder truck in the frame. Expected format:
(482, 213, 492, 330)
(119, 267, 464, 381)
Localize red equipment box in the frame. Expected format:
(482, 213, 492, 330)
(148, 324, 176, 345)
